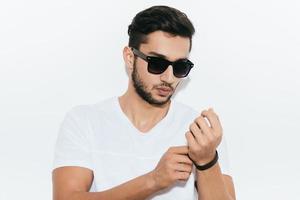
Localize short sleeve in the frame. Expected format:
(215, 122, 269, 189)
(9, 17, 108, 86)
(52, 106, 93, 171)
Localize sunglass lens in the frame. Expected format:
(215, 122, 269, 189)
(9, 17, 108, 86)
(173, 60, 193, 78)
(147, 57, 169, 74)
(146, 56, 193, 78)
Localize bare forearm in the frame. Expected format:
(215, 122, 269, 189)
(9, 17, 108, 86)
(65, 172, 160, 200)
(196, 163, 234, 200)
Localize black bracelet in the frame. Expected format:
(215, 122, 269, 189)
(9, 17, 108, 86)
(191, 151, 219, 171)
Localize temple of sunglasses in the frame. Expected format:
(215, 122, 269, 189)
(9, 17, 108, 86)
(131, 47, 194, 78)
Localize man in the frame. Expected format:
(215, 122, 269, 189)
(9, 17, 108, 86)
(52, 5, 236, 200)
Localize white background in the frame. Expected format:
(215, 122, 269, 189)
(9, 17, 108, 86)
(1, 0, 299, 199)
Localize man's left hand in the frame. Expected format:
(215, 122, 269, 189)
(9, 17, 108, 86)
(185, 108, 223, 165)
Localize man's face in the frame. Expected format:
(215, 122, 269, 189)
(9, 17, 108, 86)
(131, 31, 191, 106)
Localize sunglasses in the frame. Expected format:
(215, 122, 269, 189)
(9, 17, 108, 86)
(131, 47, 194, 78)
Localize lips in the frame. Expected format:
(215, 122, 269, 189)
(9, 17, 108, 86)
(156, 87, 173, 96)
(157, 86, 173, 91)
(157, 87, 172, 92)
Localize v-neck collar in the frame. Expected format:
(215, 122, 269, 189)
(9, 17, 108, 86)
(114, 96, 174, 137)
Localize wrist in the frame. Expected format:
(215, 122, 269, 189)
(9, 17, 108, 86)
(192, 150, 219, 171)
(195, 151, 216, 165)
(146, 171, 161, 192)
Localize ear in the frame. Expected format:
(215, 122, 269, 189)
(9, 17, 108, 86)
(123, 46, 134, 72)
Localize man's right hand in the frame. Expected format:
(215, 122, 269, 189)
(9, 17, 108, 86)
(150, 146, 193, 190)
(53, 146, 194, 200)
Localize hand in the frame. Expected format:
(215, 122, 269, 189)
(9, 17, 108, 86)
(185, 108, 223, 165)
(150, 146, 193, 190)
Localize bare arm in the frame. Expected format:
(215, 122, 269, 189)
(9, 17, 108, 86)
(185, 108, 236, 200)
(195, 163, 236, 200)
(52, 166, 160, 200)
(52, 146, 193, 200)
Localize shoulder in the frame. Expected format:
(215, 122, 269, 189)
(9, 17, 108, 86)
(68, 97, 116, 114)
(63, 97, 116, 122)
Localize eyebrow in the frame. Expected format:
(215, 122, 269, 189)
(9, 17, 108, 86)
(147, 51, 188, 60)
(147, 51, 168, 59)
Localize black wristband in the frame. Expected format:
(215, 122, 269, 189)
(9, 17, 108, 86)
(191, 151, 219, 171)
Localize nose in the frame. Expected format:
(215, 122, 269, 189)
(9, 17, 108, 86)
(160, 65, 175, 83)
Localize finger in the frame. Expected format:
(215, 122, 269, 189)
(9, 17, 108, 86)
(189, 126, 207, 146)
(189, 123, 204, 144)
(173, 153, 193, 165)
(174, 163, 193, 173)
(195, 116, 215, 145)
(194, 116, 212, 137)
(175, 171, 191, 181)
(185, 131, 198, 148)
(189, 122, 202, 135)
(194, 118, 216, 143)
(168, 146, 189, 155)
(201, 109, 222, 134)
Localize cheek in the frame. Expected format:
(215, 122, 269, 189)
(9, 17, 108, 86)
(136, 60, 148, 76)
(135, 62, 157, 88)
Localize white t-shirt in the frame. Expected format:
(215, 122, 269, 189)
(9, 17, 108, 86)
(53, 96, 231, 199)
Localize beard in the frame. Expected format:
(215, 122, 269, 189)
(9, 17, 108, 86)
(131, 63, 174, 106)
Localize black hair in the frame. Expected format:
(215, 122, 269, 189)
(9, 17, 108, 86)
(128, 5, 195, 51)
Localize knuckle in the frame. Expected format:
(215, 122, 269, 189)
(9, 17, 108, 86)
(189, 124, 194, 130)
(165, 154, 172, 161)
(195, 117, 202, 124)
(185, 132, 189, 139)
(187, 166, 193, 173)
(184, 172, 190, 179)
(168, 147, 174, 152)
(198, 116, 204, 122)
(187, 159, 193, 165)
(185, 131, 191, 138)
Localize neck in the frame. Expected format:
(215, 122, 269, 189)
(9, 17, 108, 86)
(118, 89, 171, 133)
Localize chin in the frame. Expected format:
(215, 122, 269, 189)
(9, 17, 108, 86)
(152, 94, 172, 105)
